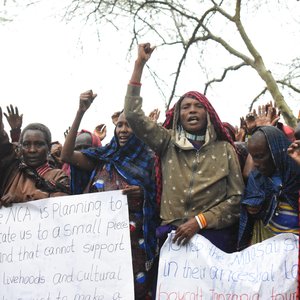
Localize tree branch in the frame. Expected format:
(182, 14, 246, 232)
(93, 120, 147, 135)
(276, 80, 300, 93)
(204, 62, 248, 95)
(249, 88, 268, 111)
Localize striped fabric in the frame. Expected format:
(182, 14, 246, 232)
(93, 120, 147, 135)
(266, 201, 299, 234)
(36, 162, 52, 177)
(19, 162, 70, 194)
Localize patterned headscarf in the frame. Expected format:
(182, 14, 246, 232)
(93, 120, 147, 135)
(222, 122, 237, 141)
(238, 126, 300, 249)
(155, 91, 235, 205)
(70, 133, 158, 262)
(164, 91, 235, 145)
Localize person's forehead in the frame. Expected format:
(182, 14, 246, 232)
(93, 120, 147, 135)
(181, 97, 199, 104)
(117, 112, 126, 122)
(23, 129, 45, 139)
(248, 132, 268, 148)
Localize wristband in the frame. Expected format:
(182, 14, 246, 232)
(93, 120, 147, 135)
(198, 213, 207, 228)
(195, 215, 203, 229)
(129, 81, 142, 86)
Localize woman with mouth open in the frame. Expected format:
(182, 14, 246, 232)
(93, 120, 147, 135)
(123, 43, 244, 254)
(61, 91, 158, 299)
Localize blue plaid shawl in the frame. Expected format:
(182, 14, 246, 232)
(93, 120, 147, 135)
(238, 126, 300, 249)
(70, 134, 158, 262)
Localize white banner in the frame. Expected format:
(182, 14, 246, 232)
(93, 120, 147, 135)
(156, 231, 298, 299)
(0, 190, 134, 300)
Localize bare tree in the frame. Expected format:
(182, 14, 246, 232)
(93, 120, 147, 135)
(0, 0, 41, 23)
(0, 0, 14, 22)
(62, 1, 300, 126)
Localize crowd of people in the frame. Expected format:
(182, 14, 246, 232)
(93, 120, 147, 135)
(1, 43, 299, 299)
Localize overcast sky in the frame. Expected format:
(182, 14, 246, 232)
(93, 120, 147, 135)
(0, 1, 299, 143)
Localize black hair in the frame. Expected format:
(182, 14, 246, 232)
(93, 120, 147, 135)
(294, 122, 300, 140)
(19, 123, 52, 148)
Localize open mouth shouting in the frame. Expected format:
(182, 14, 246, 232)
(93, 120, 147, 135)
(187, 116, 200, 125)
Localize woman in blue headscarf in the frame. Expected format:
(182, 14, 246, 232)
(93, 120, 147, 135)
(238, 126, 300, 249)
(61, 90, 158, 300)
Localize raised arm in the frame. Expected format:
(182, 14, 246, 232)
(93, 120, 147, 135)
(0, 107, 15, 164)
(61, 90, 97, 171)
(3, 105, 23, 143)
(0, 107, 9, 145)
(124, 43, 171, 155)
(130, 43, 155, 84)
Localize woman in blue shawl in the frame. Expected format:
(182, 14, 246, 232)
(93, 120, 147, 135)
(61, 90, 158, 299)
(238, 126, 300, 250)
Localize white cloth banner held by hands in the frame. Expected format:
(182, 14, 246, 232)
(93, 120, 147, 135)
(0, 190, 134, 299)
(156, 231, 298, 299)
